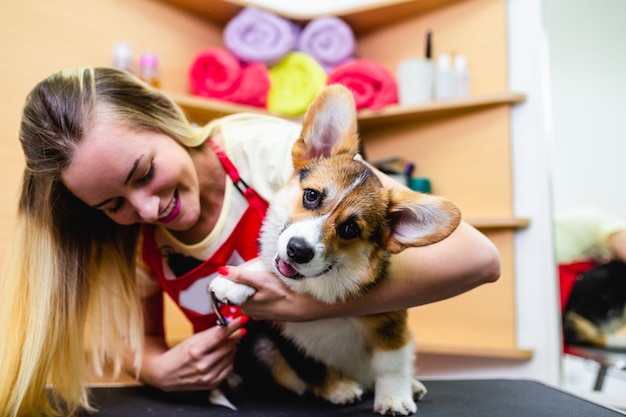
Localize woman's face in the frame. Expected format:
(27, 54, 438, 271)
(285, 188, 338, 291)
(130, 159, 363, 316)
(62, 113, 201, 230)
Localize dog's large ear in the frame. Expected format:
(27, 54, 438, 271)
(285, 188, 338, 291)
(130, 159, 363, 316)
(292, 84, 360, 171)
(386, 190, 462, 254)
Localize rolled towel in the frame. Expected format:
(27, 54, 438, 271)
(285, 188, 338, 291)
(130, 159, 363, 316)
(223, 7, 298, 65)
(297, 16, 356, 73)
(268, 52, 327, 116)
(189, 47, 270, 108)
(327, 59, 398, 110)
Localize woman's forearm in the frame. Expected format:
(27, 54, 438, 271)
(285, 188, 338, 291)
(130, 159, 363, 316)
(323, 221, 501, 318)
(232, 221, 500, 321)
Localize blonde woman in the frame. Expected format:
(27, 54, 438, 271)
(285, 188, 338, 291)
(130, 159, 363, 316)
(0, 67, 500, 416)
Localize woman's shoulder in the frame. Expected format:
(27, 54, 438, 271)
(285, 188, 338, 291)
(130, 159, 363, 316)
(218, 113, 301, 136)
(219, 113, 301, 201)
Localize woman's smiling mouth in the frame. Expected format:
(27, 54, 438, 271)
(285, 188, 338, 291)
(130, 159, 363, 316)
(159, 189, 180, 223)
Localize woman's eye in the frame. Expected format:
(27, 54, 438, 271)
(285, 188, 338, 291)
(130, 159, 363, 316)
(303, 188, 321, 209)
(107, 198, 125, 214)
(137, 161, 155, 185)
(338, 220, 361, 240)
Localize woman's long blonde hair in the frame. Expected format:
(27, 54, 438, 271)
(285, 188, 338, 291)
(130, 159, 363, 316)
(0, 68, 211, 416)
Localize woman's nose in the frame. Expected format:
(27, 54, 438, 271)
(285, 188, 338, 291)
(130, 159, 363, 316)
(130, 192, 160, 223)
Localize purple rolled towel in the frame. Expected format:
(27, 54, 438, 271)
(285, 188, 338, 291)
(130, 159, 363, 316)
(297, 16, 356, 73)
(223, 7, 297, 65)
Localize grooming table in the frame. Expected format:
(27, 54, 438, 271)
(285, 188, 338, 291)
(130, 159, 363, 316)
(82, 379, 625, 416)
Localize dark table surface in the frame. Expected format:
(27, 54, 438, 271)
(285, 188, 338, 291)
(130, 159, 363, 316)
(81, 379, 626, 417)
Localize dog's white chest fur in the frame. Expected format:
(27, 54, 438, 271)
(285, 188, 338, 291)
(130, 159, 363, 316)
(280, 318, 374, 386)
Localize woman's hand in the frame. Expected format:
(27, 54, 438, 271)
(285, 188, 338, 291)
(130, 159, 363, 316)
(222, 262, 329, 322)
(138, 316, 247, 392)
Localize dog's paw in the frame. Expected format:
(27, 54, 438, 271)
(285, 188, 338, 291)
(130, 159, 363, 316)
(209, 276, 255, 306)
(323, 380, 364, 405)
(412, 378, 428, 401)
(374, 393, 417, 416)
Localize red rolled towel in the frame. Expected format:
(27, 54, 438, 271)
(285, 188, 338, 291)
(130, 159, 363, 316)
(327, 59, 398, 110)
(189, 47, 270, 108)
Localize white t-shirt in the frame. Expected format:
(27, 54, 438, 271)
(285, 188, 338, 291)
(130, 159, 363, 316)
(554, 206, 626, 264)
(136, 113, 301, 298)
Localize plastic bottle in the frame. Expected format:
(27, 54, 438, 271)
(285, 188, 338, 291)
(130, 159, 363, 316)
(434, 53, 454, 100)
(111, 41, 133, 73)
(139, 51, 160, 88)
(397, 58, 433, 105)
(396, 31, 434, 105)
(454, 55, 471, 98)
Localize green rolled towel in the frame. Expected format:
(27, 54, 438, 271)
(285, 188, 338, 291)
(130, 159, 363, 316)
(268, 52, 327, 116)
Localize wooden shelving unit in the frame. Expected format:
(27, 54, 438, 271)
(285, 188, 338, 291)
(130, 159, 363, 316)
(172, 91, 526, 128)
(419, 343, 534, 360)
(467, 217, 530, 230)
(357, 92, 525, 128)
(159, 0, 532, 360)
(171, 93, 272, 125)
(1, 0, 536, 372)
(173, 93, 530, 234)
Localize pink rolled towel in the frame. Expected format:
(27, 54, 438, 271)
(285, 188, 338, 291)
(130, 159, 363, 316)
(297, 16, 356, 73)
(223, 7, 298, 65)
(327, 59, 398, 110)
(189, 47, 270, 108)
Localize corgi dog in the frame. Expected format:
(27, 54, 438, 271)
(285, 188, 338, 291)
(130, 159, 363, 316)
(210, 84, 461, 415)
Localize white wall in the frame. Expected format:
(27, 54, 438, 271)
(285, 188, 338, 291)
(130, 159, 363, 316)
(544, 0, 626, 406)
(545, 0, 626, 216)
(507, 0, 561, 386)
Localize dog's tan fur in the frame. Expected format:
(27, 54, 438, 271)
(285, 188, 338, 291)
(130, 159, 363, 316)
(211, 85, 461, 415)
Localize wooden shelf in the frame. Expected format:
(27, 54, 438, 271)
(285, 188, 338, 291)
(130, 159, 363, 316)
(357, 93, 526, 129)
(158, 0, 466, 34)
(419, 342, 534, 360)
(171, 92, 526, 127)
(466, 217, 530, 230)
(171, 93, 273, 125)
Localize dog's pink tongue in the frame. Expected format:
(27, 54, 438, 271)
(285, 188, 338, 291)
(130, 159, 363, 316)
(277, 258, 298, 278)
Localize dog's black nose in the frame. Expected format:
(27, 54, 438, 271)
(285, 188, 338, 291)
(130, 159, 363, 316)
(286, 237, 314, 264)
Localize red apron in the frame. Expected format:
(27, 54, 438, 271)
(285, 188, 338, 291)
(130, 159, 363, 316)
(142, 141, 268, 332)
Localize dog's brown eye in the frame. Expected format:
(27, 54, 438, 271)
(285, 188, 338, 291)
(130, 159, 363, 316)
(338, 220, 361, 240)
(303, 188, 321, 209)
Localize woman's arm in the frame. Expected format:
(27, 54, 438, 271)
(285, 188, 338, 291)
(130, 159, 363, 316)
(227, 220, 500, 321)
(608, 229, 626, 263)
(227, 164, 500, 321)
(344, 220, 501, 315)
